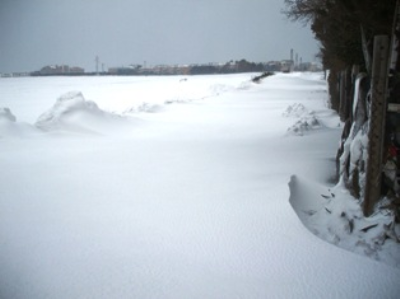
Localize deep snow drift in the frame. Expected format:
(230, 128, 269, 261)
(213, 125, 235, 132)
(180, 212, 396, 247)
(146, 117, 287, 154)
(35, 91, 134, 135)
(0, 73, 399, 298)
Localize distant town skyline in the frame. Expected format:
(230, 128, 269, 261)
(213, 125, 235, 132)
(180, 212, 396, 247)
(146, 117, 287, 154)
(0, 0, 319, 73)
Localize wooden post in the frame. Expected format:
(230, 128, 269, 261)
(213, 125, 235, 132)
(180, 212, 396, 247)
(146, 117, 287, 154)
(364, 35, 390, 216)
(339, 71, 346, 121)
(361, 26, 372, 74)
(351, 65, 360, 122)
(389, 0, 400, 73)
(344, 68, 352, 121)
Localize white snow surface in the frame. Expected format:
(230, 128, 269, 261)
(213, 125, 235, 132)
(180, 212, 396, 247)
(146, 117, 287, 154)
(0, 73, 399, 298)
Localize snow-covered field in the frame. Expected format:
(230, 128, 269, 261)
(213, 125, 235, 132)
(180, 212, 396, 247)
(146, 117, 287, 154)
(0, 73, 399, 298)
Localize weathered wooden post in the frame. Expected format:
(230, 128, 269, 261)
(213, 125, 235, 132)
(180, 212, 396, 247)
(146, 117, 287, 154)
(350, 65, 360, 122)
(344, 68, 352, 121)
(364, 35, 390, 216)
(339, 70, 346, 121)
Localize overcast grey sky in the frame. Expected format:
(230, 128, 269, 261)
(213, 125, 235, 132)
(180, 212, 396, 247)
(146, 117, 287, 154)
(0, 0, 319, 73)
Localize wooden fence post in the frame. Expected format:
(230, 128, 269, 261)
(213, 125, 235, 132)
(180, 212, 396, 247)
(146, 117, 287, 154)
(364, 35, 390, 216)
(339, 70, 346, 121)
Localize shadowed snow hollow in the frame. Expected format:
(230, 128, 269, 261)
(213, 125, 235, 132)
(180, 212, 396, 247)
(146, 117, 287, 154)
(0, 107, 16, 122)
(289, 175, 400, 268)
(0, 107, 40, 138)
(35, 91, 134, 135)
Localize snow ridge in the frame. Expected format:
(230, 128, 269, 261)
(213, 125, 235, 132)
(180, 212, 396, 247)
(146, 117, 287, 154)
(35, 91, 130, 134)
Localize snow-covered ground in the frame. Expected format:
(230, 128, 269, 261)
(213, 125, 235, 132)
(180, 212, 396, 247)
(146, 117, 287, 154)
(0, 73, 399, 298)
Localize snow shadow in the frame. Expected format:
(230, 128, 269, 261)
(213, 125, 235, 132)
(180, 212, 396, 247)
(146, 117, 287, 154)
(0, 107, 42, 138)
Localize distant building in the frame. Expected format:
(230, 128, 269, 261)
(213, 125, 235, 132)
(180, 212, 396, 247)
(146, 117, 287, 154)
(264, 61, 282, 72)
(69, 66, 85, 74)
(280, 60, 294, 73)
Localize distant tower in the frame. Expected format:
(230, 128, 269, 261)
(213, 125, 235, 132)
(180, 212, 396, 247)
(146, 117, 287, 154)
(290, 49, 294, 62)
(295, 53, 298, 68)
(95, 56, 100, 75)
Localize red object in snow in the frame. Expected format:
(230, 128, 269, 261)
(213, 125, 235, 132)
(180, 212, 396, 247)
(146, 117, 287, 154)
(389, 145, 398, 157)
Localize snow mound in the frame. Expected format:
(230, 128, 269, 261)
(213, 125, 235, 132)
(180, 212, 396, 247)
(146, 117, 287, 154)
(237, 81, 253, 90)
(282, 103, 309, 118)
(124, 102, 165, 114)
(284, 103, 320, 136)
(137, 102, 165, 113)
(289, 175, 400, 268)
(35, 91, 132, 134)
(0, 107, 40, 138)
(165, 99, 192, 105)
(287, 116, 320, 136)
(209, 83, 234, 96)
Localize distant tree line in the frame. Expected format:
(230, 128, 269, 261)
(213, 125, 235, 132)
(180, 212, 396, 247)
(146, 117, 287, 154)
(190, 60, 264, 75)
(109, 59, 265, 76)
(283, 0, 396, 112)
(31, 65, 85, 76)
